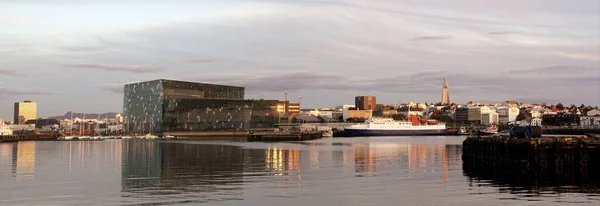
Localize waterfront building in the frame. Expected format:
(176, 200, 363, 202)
(580, 113, 600, 128)
(441, 77, 450, 105)
(304, 109, 334, 118)
(5, 124, 36, 132)
(0, 125, 12, 135)
(398, 107, 424, 117)
(342, 105, 356, 110)
(455, 108, 469, 123)
(343, 109, 373, 121)
(530, 117, 542, 126)
(24, 118, 59, 129)
(542, 114, 580, 126)
(13, 101, 37, 124)
(123, 79, 280, 134)
(588, 109, 600, 116)
(497, 107, 519, 124)
(276, 101, 301, 114)
(481, 111, 499, 125)
(355, 96, 376, 110)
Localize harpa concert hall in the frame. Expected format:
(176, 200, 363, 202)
(123, 79, 282, 134)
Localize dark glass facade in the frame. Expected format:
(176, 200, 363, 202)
(123, 79, 279, 133)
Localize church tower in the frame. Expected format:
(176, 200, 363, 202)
(441, 77, 450, 105)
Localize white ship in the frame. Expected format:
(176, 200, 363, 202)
(344, 117, 447, 137)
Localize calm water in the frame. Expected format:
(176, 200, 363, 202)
(1, 137, 599, 206)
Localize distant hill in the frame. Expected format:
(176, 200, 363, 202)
(48, 111, 120, 120)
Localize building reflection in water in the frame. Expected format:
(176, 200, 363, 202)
(120, 139, 463, 203)
(265, 147, 300, 173)
(11, 142, 36, 179)
(0, 143, 14, 173)
(121, 140, 245, 204)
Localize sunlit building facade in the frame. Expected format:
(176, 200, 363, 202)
(123, 79, 280, 133)
(14, 100, 37, 124)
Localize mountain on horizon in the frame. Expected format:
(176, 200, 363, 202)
(48, 111, 120, 120)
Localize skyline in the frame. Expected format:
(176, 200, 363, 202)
(1, 0, 599, 120)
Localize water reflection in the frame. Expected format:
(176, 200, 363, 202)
(3, 137, 595, 205)
(0, 142, 38, 179)
(121, 140, 245, 205)
(14, 142, 36, 179)
(119, 138, 464, 204)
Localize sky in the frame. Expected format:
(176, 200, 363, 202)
(0, 0, 599, 120)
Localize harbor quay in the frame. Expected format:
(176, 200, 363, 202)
(462, 133, 600, 188)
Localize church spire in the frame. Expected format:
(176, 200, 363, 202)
(441, 77, 450, 105)
(443, 76, 448, 88)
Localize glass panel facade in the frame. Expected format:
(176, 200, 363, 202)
(123, 80, 164, 133)
(123, 79, 279, 133)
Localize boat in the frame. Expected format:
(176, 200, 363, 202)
(159, 135, 176, 139)
(121, 136, 133, 139)
(59, 136, 76, 140)
(141, 133, 158, 139)
(343, 116, 447, 137)
(478, 125, 498, 135)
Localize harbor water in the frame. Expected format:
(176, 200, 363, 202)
(1, 137, 599, 206)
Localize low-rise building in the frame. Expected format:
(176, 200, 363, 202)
(0, 125, 12, 135)
(6, 124, 36, 132)
(343, 109, 373, 121)
(531, 117, 542, 126)
(497, 107, 520, 124)
(542, 114, 580, 126)
(467, 106, 490, 123)
(580, 114, 600, 128)
(481, 111, 499, 125)
(588, 109, 600, 116)
(455, 108, 469, 123)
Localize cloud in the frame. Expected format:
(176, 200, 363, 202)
(59, 46, 105, 52)
(412, 35, 453, 41)
(0, 88, 56, 100)
(182, 66, 599, 104)
(509, 65, 598, 76)
(0, 13, 27, 25)
(0, 69, 25, 77)
(188, 58, 218, 63)
(99, 84, 124, 93)
(488, 31, 517, 35)
(65, 63, 165, 73)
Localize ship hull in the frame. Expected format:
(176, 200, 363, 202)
(343, 128, 447, 137)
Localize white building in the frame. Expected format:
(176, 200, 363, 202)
(530, 109, 544, 118)
(588, 109, 600, 116)
(581, 111, 600, 127)
(0, 125, 12, 135)
(481, 111, 499, 125)
(306, 110, 334, 118)
(342, 105, 356, 110)
(497, 107, 520, 124)
(6, 124, 36, 131)
(531, 118, 542, 126)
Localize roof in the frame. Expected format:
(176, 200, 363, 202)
(294, 115, 321, 122)
(125, 79, 245, 89)
(319, 116, 339, 122)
